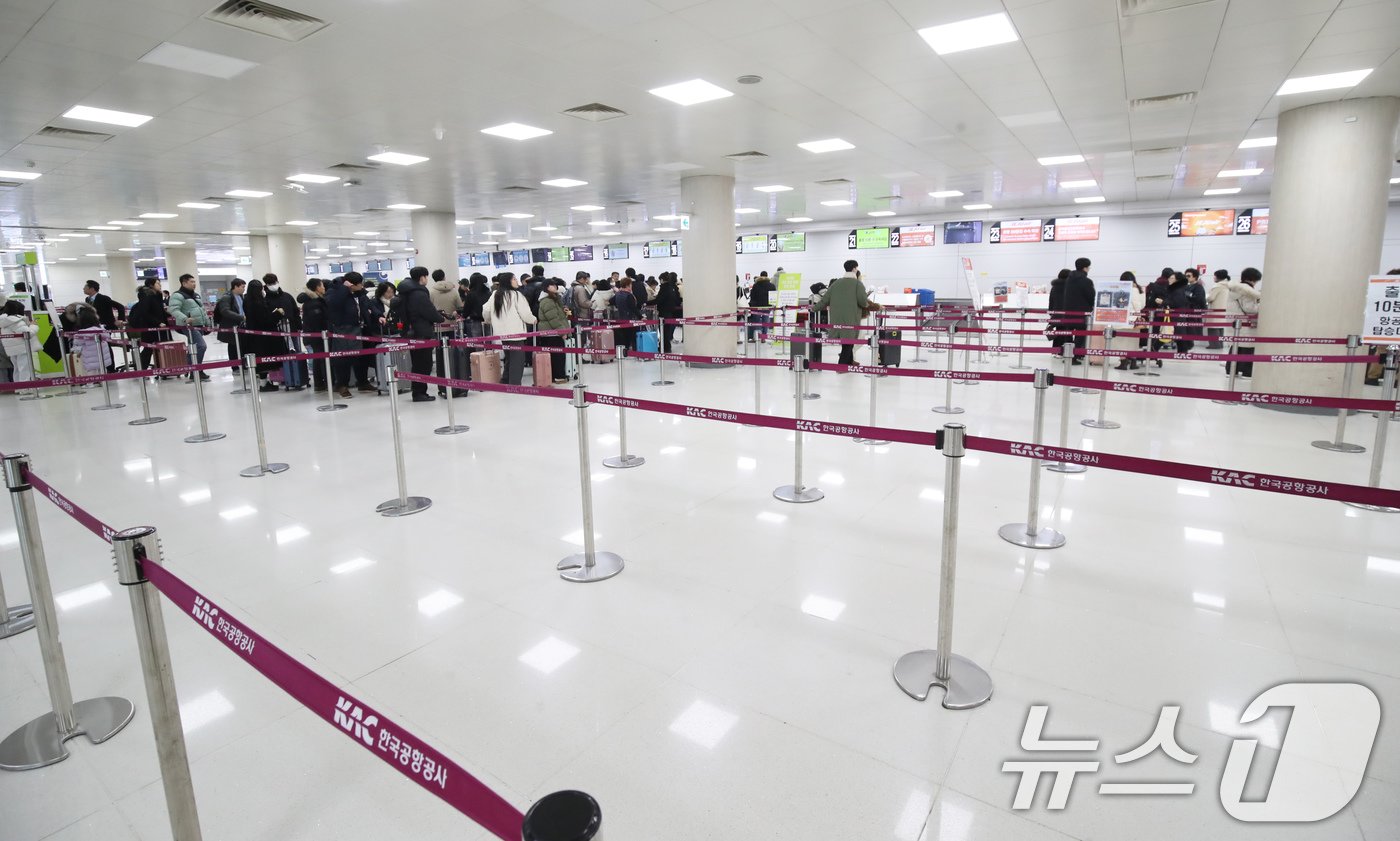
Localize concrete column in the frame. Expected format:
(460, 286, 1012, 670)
(249, 235, 271, 280)
(1254, 96, 1400, 397)
(266, 233, 306, 292)
(679, 174, 737, 358)
(105, 255, 138, 304)
(163, 246, 199, 285)
(409, 211, 459, 281)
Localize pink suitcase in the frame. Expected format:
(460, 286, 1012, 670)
(532, 351, 552, 386)
(470, 350, 501, 384)
(588, 329, 615, 363)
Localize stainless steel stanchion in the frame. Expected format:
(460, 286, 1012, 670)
(913, 306, 925, 363)
(1135, 314, 1162, 378)
(558, 384, 625, 582)
(129, 353, 166, 426)
(1082, 328, 1121, 430)
(112, 527, 204, 840)
(522, 790, 603, 841)
(894, 424, 994, 710)
(1045, 344, 1086, 474)
(0, 556, 35, 638)
(374, 368, 432, 517)
(1312, 334, 1366, 453)
(864, 329, 883, 378)
(854, 349, 891, 445)
(17, 333, 51, 401)
(971, 315, 985, 365)
(1009, 309, 1031, 370)
(652, 317, 674, 386)
(960, 318, 980, 386)
(317, 330, 347, 412)
(229, 326, 250, 395)
(1068, 324, 1098, 394)
(1211, 319, 1243, 404)
(998, 370, 1069, 549)
(183, 335, 225, 444)
(91, 349, 126, 411)
(791, 330, 820, 399)
(989, 309, 1006, 357)
(933, 326, 965, 415)
(56, 332, 77, 398)
(602, 346, 645, 469)
(1344, 348, 1399, 513)
(434, 337, 469, 436)
(742, 361, 762, 427)
(774, 358, 824, 503)
(0, 454, 134, 770)
(239, 353, 290, 477)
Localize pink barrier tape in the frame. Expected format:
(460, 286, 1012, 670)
(623, 350, 793, 368)
(964, 435, 1400, 509)
(806, 361, 1036, 384)
(138, 557, 525, 840)
(1056, 376, 1400, 413)
(451, 328, 573, 345)
(256, 340, 434, 366)
(1080, 348, 1365, 364)
(471, 344, 594, 356)
(397, 371, 574, 400)
(17, 465, 118, 544)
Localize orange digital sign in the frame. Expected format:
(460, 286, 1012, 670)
(1168, 209, 1236, 238)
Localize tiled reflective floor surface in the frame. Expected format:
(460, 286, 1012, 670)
(1, 338, 1398, 840)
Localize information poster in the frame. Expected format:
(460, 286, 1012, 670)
(894, 226, 938, 248)
(776, 272, 802, 308)
(1363, 275, 1400, 345)
(1168, 209, 1236, 237)
(1092, 280, 1136, 327)
(988, 219, 1042, 244)
(993, 282, 1009, 304)
(848, 227, 893, 249)
(1013, 280, 1030, 309)
(961, 257, 981, 309)
(1043, 217, 1100, 242)
(1235, 208, 1269, 235)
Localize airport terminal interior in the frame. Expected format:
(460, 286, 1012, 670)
(2, 0, 1400, 839)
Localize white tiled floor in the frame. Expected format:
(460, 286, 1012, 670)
(1, 337, 1397, 840)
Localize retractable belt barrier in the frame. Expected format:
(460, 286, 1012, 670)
(1055, 375, 1400, 413)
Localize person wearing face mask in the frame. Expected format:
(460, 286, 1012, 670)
(325, 272, 366, 399)
(483, 271, 538, 385)
(400, 266, 445, 401)
(261, 273, 306, 390)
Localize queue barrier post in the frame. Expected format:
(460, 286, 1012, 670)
(791, 330, 821, 399)
(0, 545, 35, 638)
(55, 329, 77, 399)
(1082, 327, 1121, 430)
(894, 423, 994, 710)
(1010, 308, 1031, 370)
(18, 333, 51, 401)
(129, 351, 167, 426)
(1312, 334, 1366, 454)
(933, 325, 965, 415)
(317, 330, 347, 413)
(112, 527, 204, 840)
(521, 790, 604, 841)
(1345, 347, 1400, 513)
(652, 317, 674, 386)
(999, 370, 1068, 549)
(91, 343, 126, 410)
(972, 314, 985, 365)
(0, 454, 134, 771)
(742, 358, 762, 426)
(1134, 314, 1162, 378)
(602, 346, 645, 469)
(1045, 344, 1087, 474)
(184, 332, 225, 444)
(774, 357, 824, 503)
(435, 337, 470, 436)
(558, 384, 625, 582)
(854, 352, 891, 446)
(374, 368, 432, 517)
(913, 305, 924, 363)
(230, 327, 251, 395)
(960, 316, 980, 386)
(239, 353, 290, 477)
(990, 309, 1006, 358)
(1212, 319, 1243, 404)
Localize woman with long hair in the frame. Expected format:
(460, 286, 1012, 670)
(482, 272, 537, 385)
(244, 278, 288, 391)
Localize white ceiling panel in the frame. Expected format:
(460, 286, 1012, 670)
(1007, 0, 1117, 38)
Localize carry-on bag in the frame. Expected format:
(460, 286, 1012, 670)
(877, 329, 902, 367)
(532, 352, 552, 387)
(588, 329, 616, 363)
(635, 330, 659, 353)
(470, 350, 502, 384)
(155, 340, 188, 370)
(563, 336, 579, 381)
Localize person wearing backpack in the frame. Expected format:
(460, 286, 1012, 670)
(811, 260, 874, 366)
(612, 278, 643, 352)
(537, 280, 572, 383)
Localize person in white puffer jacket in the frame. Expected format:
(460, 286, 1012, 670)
(0, 300, 39, 387)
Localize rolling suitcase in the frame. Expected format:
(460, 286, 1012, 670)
(280, 328, 305, 389)
(154, 340, 188, 370)
(563, 336, 579, 381)
(877, 329, 901, 367)
(470, 350, 502, 384)
(375, 346, 412, 395)
(588, 329, 615, 363)
(635, 330, 659, 353)
(532, 352, 552, 387)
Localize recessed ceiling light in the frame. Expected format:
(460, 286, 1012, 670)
(368, 151, 429, 165)
(598, 231, 621, 236)
(139, 42, 257, 79)
(587, 220, 614, 226)
(1277, 69, 1372, 96)
(541, 178, 588, 188)
(308, 247, 330, 252)
(0, 170, 41, 181)
(531, 226, 558, 232)
(336, 245, 355, 249)
(286, 173, 340, 184)
(108, 220, 142, 226)
(480, 122, 552, 141)
(571, 204, 605, 211)
(1239, 137, 1277, 149)
(502, 212, 534, 219)
(654, 227, 678, 232)
(284, 220, 318, 226)
(648, 78, 734, 106)
(1038, 154, 1085, 166)
(654, 214, 687, 221)
(353, 231, 380, 236)
(734, 207, 761, 214)
(507, 238, 528, 243)
(917, 12, 1019, 56)
(820, 199, 853, 206)
(58, 257, 76, 261)
(221, 230, 249, 235)
(65, 233, 89, 237)
(1204, 188, 1241, 195)
(386, 203, 426, 210)
(62, 104, 153, 127)
(786, 216, 813, 223)
(375, 249, 394, 254)
(928, 190, 963, 198)
(178, 202, 220, 210)
(550, 235, 573, 240)
(1059, 180, 1097, 189)
(85, 253, 106, 257)
(798, 138, 855, 154)
(455, 220, 473, 226)
(1218, 168, 1264, 178)
(350, 251, 367, 256)
(159, 241, 186, 245)
(138, 212, 177, 219)
(225, 189, 271, 198)
(366, 241, 388, 246)
(118, 247, 141, 252)
(867, 210, 896, 217)
(755, 185, 793, 193)
(1074, 196, 1106, 204)
(482, 229, 508, 236)
(964, 203, 993, 210)
(88, 225, 120, 230)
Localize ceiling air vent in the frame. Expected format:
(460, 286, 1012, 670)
(1120, 0, 1213, 15)
(1136, 174, 1174, 182)
(500, 185, 537, 193)
(328, 162, 380, 172)
(725, 151, 768, 161)
(1130, 91, 1197, 110)
(33, 125, 114, 147)
(873, 194, 902, 201)
(199, 196, 237, 204)
(617, 200, 645, 206)
(1135, 146, 1181, 157)
(815, 178, 852, 186)
(204, 0, 329, 42)
(476, 216, 500, 221)
(0, 179, 27, 188)
(562, 102, 628, 123)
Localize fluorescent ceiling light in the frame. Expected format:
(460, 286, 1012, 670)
(502, 212, 534, 219)
(648, 78, 734, 106)
(820, 199, 852, 206)
(1059, 180, 1096, 189)
(308, 247, 330, 252)
(349, 251, 367, 255)
(786, 216, 813, 223)
(798, 138, 854, 154)
(335, 244, 356, 249)
(734, 207, 761, 214)
(867, 210, 896, 217)
(964, 203, 993, 210)
(0, 170, 41, 180)
(531, 226, 558, 232)
(587, 221, 614, 227)
(225, 189, 270, 198)
(221, 230, 249, 235)
(386, 203, 426, 210)
(1204, 188, 1241, 195)
(366, 241, 388, 246)
(541, 178, 588, 188)
(755, 185, 792, 193)
(1277, 69, 1372, 96)
(353, 231, 380, 236)
(1239, 136, 1277, 149)
(478, 241, 499, 246)
(507, 238, 528, 243)
(109, 220, 142, 226)
(455, 220, 474, 226)
(480, 122, 552, 141)
(58, 257, 76, 261)
(286, 173, 339, 184)
(1218, 168, 1264, 178)
(139, 42, 256, 79)
(118, 247, 141, 252)
(159, 241, 186, 245)
(88, 225, 120, 230)
(551, 235, 572, 240)
(138, 212, 177, 219)
(368, 151, 429, 165)
(654, 227, 678, 232)
(232, 246, 250, 251)
(1074, 196, 1106, 204)
(571, 204, 605, 211)
(917, 12, 1019, 56)
(284, 220, 317, 226)
(482, 230, 508, 236)
(654, 214, 686, 221)
(928, 190, 963, 198)
(1391, 177, 1400, 185)
(62, 104, 153, 127)
(1038, 154, 1085, 166)
(375, 249, 394, 254)
(85, 253, 106, 257)
(178, 202, 220, 209)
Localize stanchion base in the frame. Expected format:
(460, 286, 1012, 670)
(128, 416, 167, 426)
(0, 696, 135, 771)
(603, 455, 645, 469)
(1210, 399, 1240, 406)
(854, 437, 892, 446)
(1343, 502, 1400, 513)
(90, 403, 126, 411)
(1311, 440, 1366, 454)
(1132, 371, 1162, 378)
(375, 496, 432, 517)
(230, 388, 251, 396)
(959, 379, 980, 387)
(184, 432, 226, 444)
(522, 790, 603, 840)
(773, 484, 824, 503)
(1070, 387, 1099, 395)
(0, 606, 35, 639)
(932, 406, 966, 415)
(19, 393, 54, 401)
(651, 380, 675, 386)
(893, 651, 994, 710)
(557, 551, 625, 583)
(998, 522, 1067, 549)
(1081, 419, 1121, 430)
(1045, 462, 1088, 474)
(1008, 365, 1032, 371)
(792, 392, 821, 400)
(316, 403, 348, 413)
(240, 463, 290, 478)
(434, 424, 470, 435)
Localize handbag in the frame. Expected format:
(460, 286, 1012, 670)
(1158, 312, 1176, 348)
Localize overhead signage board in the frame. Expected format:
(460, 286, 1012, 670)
(736, 234, 769, 254)
(644, 240, 679, 258)
(773, 232, 806, 253)
(1168, 209, 1236, 237)
(1043, 217, 1100, 242)
(943, 220, 983, 244)
(605, 243, 629, 260)
(848, 227, 893, 249)
(988, 219, 1042, 244)
(1235, 208, 1269, 235)
(894, 226, 938, 248)
(470, 252, 492, 267)
(570, 245, 594, 261)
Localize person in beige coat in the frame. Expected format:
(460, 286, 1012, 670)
(428, 268, 461, 316)
(1206, 270, 1232, 348)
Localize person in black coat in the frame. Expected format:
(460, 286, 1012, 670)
(83, 280, 125, 330)
(298, 279, 329, 390)
(127, 279, 170, 371)
(1046, 269, 1070, 351)
(244, 279, 288, 390)
(1064, 258, 1096, 362)
(399, 268, 445, 401)
(746, 272, 776, 342)
(1140, 268, 1173, 364)
(1165, 272, 1194, 353)
(655, 272, 683, 352)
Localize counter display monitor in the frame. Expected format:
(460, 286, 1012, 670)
(492, 251, 508, 267)
(943, 220, 983, 244)
(988, 219, 1042, 244)
(847, 227, 893, 249)
(772, 231, 806, 252)
(737, 234, 769, 254)
(470, 252, 492, 267)
(458, 255, 470, 268)
(645, 240, 679, 258)
(1168, 209, 1236, 237)
(894, 226, 938, 248)
(549, 246, 569, 263)
(508, 249, 531, 265)
(1043, 216, 1101, 242)
(605, 243, 629, 260)
(305, 264, 319, 276)
(1235, 208, 1268, 235)
(570, 245, 594, 261)
(531, 248, 553, 263)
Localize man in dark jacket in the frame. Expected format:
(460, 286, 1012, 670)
(1047, 270, 1070, 351)
(521, 264, 547, 317)
(325, 273, 365, 398)
(400, 267, 445, 401)
(127, 278, 170, 372)
(1140, 269, 1173, 361)
(83, 280, 125, 329)
(746, 272, 776, 342)
(1165, 272, 1194, 353)
(214, 279, 246, 372)
(1064, 258, 1096, 362)
(655, 272, 683, 352)
(298, 279, 329, 391)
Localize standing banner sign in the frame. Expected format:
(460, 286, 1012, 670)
(1013, 281, 1030, 309)
(1363, 274, 1400, 344)
(961, 258, 981, 309)
(1092, 280, 1136, 327)
(776, 272, 802, 345)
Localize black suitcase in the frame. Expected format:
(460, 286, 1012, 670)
(878, 329, 901, 367)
